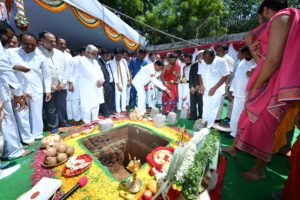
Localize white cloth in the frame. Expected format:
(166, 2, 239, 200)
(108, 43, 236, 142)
(202, 94, 223, 128)
(230, 97, 245, 137)
(132, 63, 166, 114)
(228, 44, 238, 63)
(198, 56, 230, 96)
(177, 60, 186, 110)
(198, 56, 230, 128)
(230, 59, 256, 98)
(178, 64, 191, 110)
(76, 56, 104, 123)
(1, 100, 24, 159)
(223, 54, 235, 72)
(37, 47, 68, 89)
(111, 58, 130, 113)
(0, 164, 21, 180)
(7, 47, 52, 95)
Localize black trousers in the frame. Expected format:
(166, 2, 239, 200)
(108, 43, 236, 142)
(44, 90, 68, 129)
(190, 92, 203, 119)
(100, 82, 115, 116)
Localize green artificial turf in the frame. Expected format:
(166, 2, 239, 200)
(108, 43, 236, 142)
(0, 109, 298, 200)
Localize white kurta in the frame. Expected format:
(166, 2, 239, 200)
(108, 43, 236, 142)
(198, 56, 230, 128)
(229, 59, 256, 137)
(7, 47, 51, 142)
(0, 43, 24, 159)
(177, 60, 186, 110)
(111, 58, 130, 113)
(132, 63, 166, 115)
(178, 64, 191, 111)
(76, 56, 104, 123)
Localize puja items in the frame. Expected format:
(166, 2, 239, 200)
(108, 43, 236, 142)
(193, 119, 208, 132)
(42, 142, 74, 167)
(62, 154, 92, 177)
(125, 156, 142, 194)
(41, 134, 61, 148)
(98, 119, 114, 131)
(150, 107, 160, 118)
(167, 112, 178, 125)
(129, 108, 143, 121)
(153, 114, 166, 128)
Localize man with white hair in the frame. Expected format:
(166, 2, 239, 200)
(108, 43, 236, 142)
(75, 45, 104, 123)
(37, 32, 69, 133)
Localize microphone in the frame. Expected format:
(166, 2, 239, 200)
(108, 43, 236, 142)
(60, 176, 88, 200)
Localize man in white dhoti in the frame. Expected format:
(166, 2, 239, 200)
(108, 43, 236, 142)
(7, 33, 52, 144)
(198, 49, 230, 128)
(56, 37, 74, 121)
(215, 45, 235, 125)
(176, 50, 186, 111)
(229, 46, 256, 137)
(37, 32, 69, 133)
(76, 45, 104, 123)
(132, 61, 172, 115)
(111, 48, 131, 114)
(0, 22, 32, 159)
(178, 54, 192, 112)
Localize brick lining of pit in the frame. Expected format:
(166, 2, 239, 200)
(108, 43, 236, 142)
(81, 125, 169, 181)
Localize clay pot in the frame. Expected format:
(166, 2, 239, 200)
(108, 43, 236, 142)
(66, 146, 75, 156)
(46, 147, 57, 157)
(57, 153, 68, 163)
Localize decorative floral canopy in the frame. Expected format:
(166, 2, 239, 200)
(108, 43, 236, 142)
(23, 0, 146, 51)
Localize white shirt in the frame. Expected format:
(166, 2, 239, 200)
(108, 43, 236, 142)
(62, 50, 74, 83)
(178, 59, 186, 79)
(198, 56, 230, 96)
(0, 44, 23, 101)
(106, 60, 114, 83)
(230, 59, 256, 98)
(132, 63, 166, 91)
(7, 47, 52, 95)
(181, 64, 191, 81)
(223, 54, 235, 72)
(37, 46, 67, 89)
(111, 58, 130, 86)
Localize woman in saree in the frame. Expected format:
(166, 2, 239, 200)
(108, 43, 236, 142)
(224, 0, 300, 181)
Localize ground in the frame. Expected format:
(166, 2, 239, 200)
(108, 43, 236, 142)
(0, 106, 299, 199)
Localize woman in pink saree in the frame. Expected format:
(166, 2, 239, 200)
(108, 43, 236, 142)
(224, 0, 300, 181)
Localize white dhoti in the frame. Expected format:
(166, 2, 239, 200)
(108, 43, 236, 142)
(1, 100, 24, 159)
(202, 94, 222, 128)
(147, 83, 156, 108)
(230, 97, 245, 137)
(115, 83, 127, 113)
(216, 94, 233, 120)
(126, 86, 131, 106)
(156, 88, 162, 105)
(178, 83, 183, 110)
(66, 89, 73, 120)
(181, 83, 190, 111)
(134, 84, 147, 115)
(15, 94, 44, 143)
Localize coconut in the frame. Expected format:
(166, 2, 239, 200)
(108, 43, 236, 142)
(57, 153, 68, 163)
(57, 143, 68, 153)
(45, 147, 57, 157)
(147, 180, 158, 194)
(52, 134, 61, 142)
(45, 157, 57, 165)
(66, 146, 75, 156)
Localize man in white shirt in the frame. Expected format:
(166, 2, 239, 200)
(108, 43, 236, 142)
(7, 33, 52, 144)
(56, 37, 74, 121)
(215, 45, 235, 125)
(132, 60, 171, 115)
(179, 54, 192, 112)
(111, 48, 131, 114)
(229, 46, 256, 137)
(198, 49, 230, 128)
(37, 32, 69, 133)
(0, 22, 32, 159)
(75, 45, 104, 123)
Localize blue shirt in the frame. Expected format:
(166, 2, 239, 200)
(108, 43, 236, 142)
(129, 58, 148, 78)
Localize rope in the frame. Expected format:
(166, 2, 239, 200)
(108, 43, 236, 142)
(101, 3, 202, 46)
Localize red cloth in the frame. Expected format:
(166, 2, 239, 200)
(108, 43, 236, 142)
(162, 62, 179, 114)
(209, 156, 227, 200)
(283, 136, 300, 200)
(236, 8, 300, 162)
